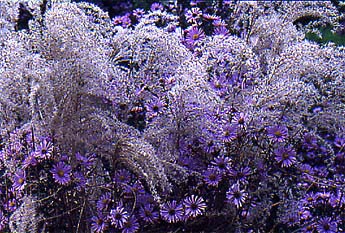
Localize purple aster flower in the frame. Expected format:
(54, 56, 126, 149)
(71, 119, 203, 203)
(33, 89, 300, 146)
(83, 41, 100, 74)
(185, 7, 202, 23)
(91, 214, 108, 233)
(183, 195, 207, 218)
(145, 97, 165, 119)
(221, 124, 238, 142)
(228, 166, 251, 184)
(282, 212, 299, 227)
(35, 139, 53, 160)
(150, 2, 164, 12)
(51, 161, 72, 185)
(213, 19, 227, 27)
(22, 152, 38, 168)
(160, 200, 184, 223)
(0, 211, 7, 231)
(299, 209, 312, 221)
(12, 169, 26, 191)
(214, 26, 229, 36)
(114, 169, 132, 184)
(122, 216, 139, 233)
(231, 112, 248, 129)
(267, 125, 288, 142)
(334, 136, 345, 149)
(210, 155, 231, 171)
(121, 14, 131, 28)
(209, 74, 229, 96)
(274, 146, 297, 168)
(185, 26, 205, 45)
(124, 180, 145, 199)
(133, 9, 145, 19)
(4, 198, 17, 212)
(97, 192, 112, 211)
(316, 217, 337, 233)
(109, 205, 129, 229)
(76, 152, 94, 169)
(302, 192, 317, 206)
(203, 167, 222, 187)
(73, 171, 86, 191)
(302, 133, 319, 151)
(139, 204, 159, 224)
(226, 184, 248, 208)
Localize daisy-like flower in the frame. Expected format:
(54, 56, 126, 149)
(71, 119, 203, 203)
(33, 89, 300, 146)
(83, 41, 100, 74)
(0, 211, 7, 231)
(183, 195, 207, 218)
(209, 74, 229, 96)
(114, 169, 132, 184)
(228, 166, 251, 184)
(185, 7, 202, 23)
(203, 167, 222, 187)
(35, 139, 53, 160)
(316, 217, 337, 233)
(222, 124, 238, 142)
(51, 161, 72, 185)
(302, 192, 317, 206)
(75, 152, 94, 169)
(73, 171, 86, 191)
(97, 192, 112, 211)
(210, 155, 231, 171)
(145, 97, 165, 119)
(132, 8, 145, 19)
(267, 125, 288, 142)
(185, 26, 205, 45)
(150, 2, 164, 12)
(226, 184, 248, 208)
(12, 169, 26, 191)
(4, 198, 17, 212)
(139, 204, 159, 224)
(108, 206, 129, 229)
(91, 214, 108, 233)
(213, 26, 228, 36)
(122, 216, 139, 233)
(231, 112, 248, 129)
(274, 146, 297, 168)
(22, 152, 38, 168)
(160, 200, 184, 223)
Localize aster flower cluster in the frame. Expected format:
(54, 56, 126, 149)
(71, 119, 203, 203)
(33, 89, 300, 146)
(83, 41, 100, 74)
(0, 0, 344, 232)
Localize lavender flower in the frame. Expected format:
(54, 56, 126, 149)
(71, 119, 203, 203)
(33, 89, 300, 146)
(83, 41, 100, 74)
(114, 169, 132, 184)
(108, 206, 129, 229)
(228, 166, 251, 184)
(203, 167, 222, 187)
(183, 195, 207, 218)
(145, 97, 165, 119)
(267, 125, 288, 142)
(12, 169, 26, 191)
(139, 204, 159, 224)
(274, 146, 297, 168)
(150, 3, 164, 12)
(4, 198, 16, 212)
(22, 152, 38, 168)
(122, 216, 139, 233)
(35, 139, 53, 160)
(91, 214, 108, 233)
(185, 26, 205, 45)
(185, 7, 202, 24)
(316, 217, 337, 233)
(0, 211, 7, 231)
(160, 200, 184, 223)
(226, 184, 248, 208)
(210, 155, 231, 172)
(50, 161, 72, 185)
(221, 124, 238, 142)
(97, 192, 112, 211)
